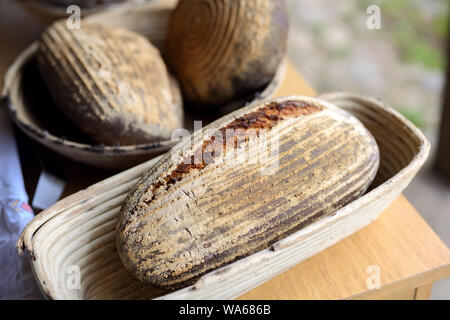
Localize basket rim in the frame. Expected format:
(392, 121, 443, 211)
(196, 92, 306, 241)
(2, 40, 287, 156)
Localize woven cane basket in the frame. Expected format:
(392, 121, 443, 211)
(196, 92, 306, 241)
(17, 92, 429, 299)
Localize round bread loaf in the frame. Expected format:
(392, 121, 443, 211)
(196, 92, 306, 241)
(165, 0, 289, 108)
(37, 21, 183, 145)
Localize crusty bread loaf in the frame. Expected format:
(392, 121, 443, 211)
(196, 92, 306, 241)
(116, 96, 380, 289)
(37, 21, 183, 145)
(165, 0, 289, 108)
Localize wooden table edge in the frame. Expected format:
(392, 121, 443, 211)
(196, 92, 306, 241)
(345, 263, 450, 300)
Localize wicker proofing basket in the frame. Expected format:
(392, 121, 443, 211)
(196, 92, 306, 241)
(2, 0, 286, 170)
(17, 92, 430, 300)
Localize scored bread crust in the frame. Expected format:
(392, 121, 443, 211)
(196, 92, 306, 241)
(37, 21, 183, 145)
(117, 96, 380, 289)
(165, 0, 289, 107)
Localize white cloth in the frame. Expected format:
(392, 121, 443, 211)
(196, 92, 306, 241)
(0, 106, 42, 299)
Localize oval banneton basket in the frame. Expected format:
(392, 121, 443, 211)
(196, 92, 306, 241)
(2, 0, 286, 170)
(17, 93, 430, 300)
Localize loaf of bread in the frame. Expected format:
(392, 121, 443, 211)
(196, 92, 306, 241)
(165, 0, 289, 108)
(116, 96, 380, 289)
(37, 21, 183, 145)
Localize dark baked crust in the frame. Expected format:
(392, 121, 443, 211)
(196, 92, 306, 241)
(165, 0, 289, 107)
(37, 21, 183, 145)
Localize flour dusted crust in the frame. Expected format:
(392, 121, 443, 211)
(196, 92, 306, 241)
(38, 21, 183, 145)
(116, 96, 380, 289)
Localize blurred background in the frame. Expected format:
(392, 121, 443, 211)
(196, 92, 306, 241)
(0, 0, 448, 299)
(285, 0, 450, 299)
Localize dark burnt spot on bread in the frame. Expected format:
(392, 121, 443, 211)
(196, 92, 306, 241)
(224, 100, 321, 130)
(145, 101, 321, 204)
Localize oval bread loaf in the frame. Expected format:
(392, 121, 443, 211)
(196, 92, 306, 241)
(116, 96, 380, 289)
(37, 21, 183, 145)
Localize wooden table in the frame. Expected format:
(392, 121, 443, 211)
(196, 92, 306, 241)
(1, 2, 450, 300)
